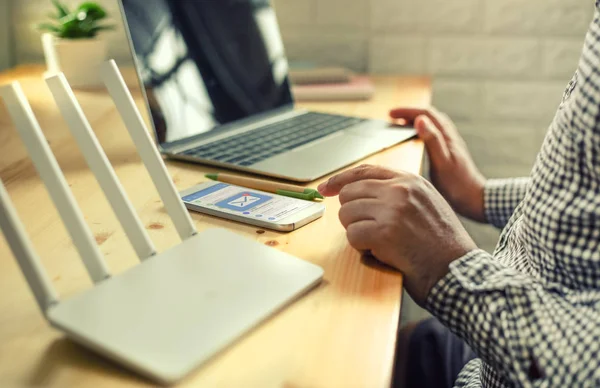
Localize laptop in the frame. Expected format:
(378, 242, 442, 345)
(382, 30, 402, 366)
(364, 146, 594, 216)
(119, 0, 416, 182)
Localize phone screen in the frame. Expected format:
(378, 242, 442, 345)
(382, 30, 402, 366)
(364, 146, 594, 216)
(182, 183, 314, 222)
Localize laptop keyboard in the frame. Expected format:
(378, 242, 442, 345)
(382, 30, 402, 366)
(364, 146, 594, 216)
(180, 112, 365, 166)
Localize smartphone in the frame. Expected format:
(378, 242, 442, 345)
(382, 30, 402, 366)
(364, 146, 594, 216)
(180, 181, 325, 232)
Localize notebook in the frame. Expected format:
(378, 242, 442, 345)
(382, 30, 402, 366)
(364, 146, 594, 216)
(292, 76, 375, 102)
(289, 67, 353, 85)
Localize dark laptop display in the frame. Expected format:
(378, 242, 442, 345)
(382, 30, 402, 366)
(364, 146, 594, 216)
(120, 0, 293, 145)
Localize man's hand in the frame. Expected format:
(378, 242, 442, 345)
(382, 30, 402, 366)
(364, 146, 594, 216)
(390, 107, 487, 223)
(318, 165, 477, 305)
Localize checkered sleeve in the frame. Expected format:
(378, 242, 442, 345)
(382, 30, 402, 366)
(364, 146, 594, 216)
(484, 178, 530, 229)
(426, 250, 600, 387)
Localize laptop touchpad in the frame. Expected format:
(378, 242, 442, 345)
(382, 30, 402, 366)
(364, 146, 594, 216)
(252, 134, 383, 182)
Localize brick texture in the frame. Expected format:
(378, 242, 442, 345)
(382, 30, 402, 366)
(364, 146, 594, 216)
(273, 0, 315, 26)
(429, 37, 540, 77)
(542, 39, 584, 79)
(483, 81, 566, 121)
(315, 0, 368, 28)
(432, 80, 482, 120)
(485, 0, 591, 36)
(368, 35, 426, 74)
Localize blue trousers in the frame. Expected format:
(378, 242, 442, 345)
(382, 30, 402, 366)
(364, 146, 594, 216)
(402, 318, 476, 388)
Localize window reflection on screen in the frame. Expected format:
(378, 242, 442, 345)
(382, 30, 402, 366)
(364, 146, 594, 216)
(121, 0, 293, 145)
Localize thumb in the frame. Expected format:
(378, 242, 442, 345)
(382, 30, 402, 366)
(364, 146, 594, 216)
(415, 115, 450, 166)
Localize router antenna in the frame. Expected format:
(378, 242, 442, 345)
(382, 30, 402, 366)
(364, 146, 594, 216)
(0, 82, 110, 283)
(0, 178, 59, 316)
(45, 74, 157, 261)
(100, 60, 197, 241)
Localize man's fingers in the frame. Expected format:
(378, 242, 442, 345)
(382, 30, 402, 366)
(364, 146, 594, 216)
(435, 111, 459, 137)
(389, 107, 428, 122)
(346, 220, 379, 251)
(338, 180, 381, 205)
(389, 108, 443, 129)
(415, 115, 451, 165)
(390, 107, 458, 140)
(318, 165, 399, 197)
(338, 198, 381, 228)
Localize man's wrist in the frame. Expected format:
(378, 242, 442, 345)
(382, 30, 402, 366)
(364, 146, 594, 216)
(448, 175, 486, 223)
(465, 177, 486, 223)
(414, 238, 478, 306)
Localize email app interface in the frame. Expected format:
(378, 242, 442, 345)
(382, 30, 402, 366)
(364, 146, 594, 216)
(182, 183, 313, 222)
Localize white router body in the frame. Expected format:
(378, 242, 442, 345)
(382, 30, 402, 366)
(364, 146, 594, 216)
(47, 228, 322, 384)
(0, 60, 323, 385)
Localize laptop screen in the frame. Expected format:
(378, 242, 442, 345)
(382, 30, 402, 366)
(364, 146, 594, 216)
(120, 0, 294, 145)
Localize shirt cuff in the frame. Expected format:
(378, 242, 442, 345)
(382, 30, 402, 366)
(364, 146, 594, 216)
(425, 249, 529, 317)
(484, 178, 530, 229)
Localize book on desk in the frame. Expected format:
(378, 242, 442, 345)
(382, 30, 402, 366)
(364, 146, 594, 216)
(289, 64, 375, 102)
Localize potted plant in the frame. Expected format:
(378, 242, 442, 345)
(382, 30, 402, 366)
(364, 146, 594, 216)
(38, 0, 114, 88)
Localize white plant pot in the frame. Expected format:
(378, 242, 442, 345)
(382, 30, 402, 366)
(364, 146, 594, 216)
(42, 33, 108, 88)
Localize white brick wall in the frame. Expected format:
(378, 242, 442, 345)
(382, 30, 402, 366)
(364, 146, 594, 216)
(429, 37, 540, 77)
(542, 39, 586, 78)
(368, 36, 426, 74)
(315, 0, 368, 28)
(485, 0, 591, 36)
(483, 81, 566, 121)
(371, 0, 483, 34)
(430, 80, 482, 120)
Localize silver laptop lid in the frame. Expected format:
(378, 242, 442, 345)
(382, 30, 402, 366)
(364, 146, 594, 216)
(119, 0, 294, 148)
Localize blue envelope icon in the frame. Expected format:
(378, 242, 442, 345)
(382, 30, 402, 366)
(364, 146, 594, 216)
(217, 192, 272, 211)
(228, 195, 261, 208)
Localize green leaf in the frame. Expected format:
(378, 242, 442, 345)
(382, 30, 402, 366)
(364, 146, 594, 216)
(88, 24, 115, 37)
(51, 0, 70, 19)
(59, 18, 82, 38)
(77, 2, 108, 21)
(91, 24, 115, 32)
(58, 13, 77, 25)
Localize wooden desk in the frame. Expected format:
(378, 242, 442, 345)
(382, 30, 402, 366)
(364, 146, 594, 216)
(0, 66, 430, 388)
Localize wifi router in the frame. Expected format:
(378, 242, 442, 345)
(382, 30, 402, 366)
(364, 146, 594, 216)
(0, 61, 323, 385)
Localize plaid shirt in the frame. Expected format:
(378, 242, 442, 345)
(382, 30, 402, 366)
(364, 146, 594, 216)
(426, 4, 600, 388)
